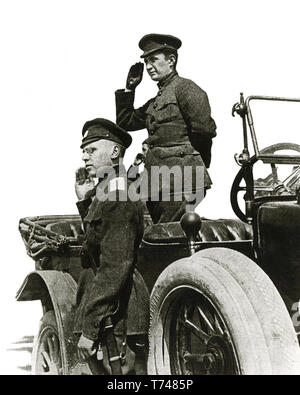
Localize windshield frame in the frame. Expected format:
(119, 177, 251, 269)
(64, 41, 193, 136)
(246, 95, 300, 165)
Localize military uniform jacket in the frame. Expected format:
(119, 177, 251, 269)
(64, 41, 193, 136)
(73, 168, 149, 341)
(115, 72, 217, 198)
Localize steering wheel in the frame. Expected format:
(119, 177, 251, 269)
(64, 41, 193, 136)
(259, 142, 300, 156)
(230, 143, 300, 223)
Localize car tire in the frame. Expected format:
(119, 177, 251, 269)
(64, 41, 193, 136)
(148, 248, 300, 375)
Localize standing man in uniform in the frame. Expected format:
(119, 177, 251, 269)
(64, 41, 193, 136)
(73, 118, 149, 375)
(115, 33, 217, 223)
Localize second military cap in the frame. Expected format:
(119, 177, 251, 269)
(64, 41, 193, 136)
(139, 33, 182, 58)
(81, 118, 132, 149)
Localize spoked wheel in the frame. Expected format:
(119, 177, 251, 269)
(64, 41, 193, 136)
(148, 248, 300, 375)
(32, 311, 64, 375)
(169, 288, 239, 375)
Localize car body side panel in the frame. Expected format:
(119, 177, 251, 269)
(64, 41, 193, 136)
(257, 201, 300, 303)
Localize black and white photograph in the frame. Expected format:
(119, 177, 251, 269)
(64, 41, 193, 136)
(1, 0, 300, 377)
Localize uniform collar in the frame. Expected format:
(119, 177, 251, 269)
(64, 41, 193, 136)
(157, 71, 178, 89)
(84, 164, 127, 222)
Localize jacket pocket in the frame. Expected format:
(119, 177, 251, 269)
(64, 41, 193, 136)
(155, 101, 180, 123)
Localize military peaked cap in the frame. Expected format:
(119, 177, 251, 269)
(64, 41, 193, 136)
(139, 33, 182, 58)
(81, 118, 132, 149)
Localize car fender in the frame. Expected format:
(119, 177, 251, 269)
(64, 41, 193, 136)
(16, 270, 78, 372)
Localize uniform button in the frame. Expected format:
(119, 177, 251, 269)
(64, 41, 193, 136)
(180, 151, 184, 157)
(91, 332, 97, 338)
(149, 130, 154, 135)
(158, 91, 162, 96)
(153, 103, 157, 109)
(150, 144, 154, 149)
(152, 121, 158, 130)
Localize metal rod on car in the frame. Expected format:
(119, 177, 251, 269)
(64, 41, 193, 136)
(240, 93, 250, 157)
(20, 218, 66, 240)
(232, 93, 250, 165)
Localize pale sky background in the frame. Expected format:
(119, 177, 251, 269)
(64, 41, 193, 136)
(0, 0, 300, 373)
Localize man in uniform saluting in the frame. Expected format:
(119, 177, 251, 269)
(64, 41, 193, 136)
(73, 118, 149, 375)
(115, 33, 217, 223)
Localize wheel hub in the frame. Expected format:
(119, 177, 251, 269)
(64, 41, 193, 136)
(182, 333, 231, 374)
(170, 292, 239, 375)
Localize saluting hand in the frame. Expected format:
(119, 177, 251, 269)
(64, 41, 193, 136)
(133, 153, 145, 166)
(77, 334, 96, 362)
(75, 167, 95, 200)
(126, 62, 144, 91)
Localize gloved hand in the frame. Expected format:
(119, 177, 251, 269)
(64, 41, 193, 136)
(126, 62, 144, 91)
